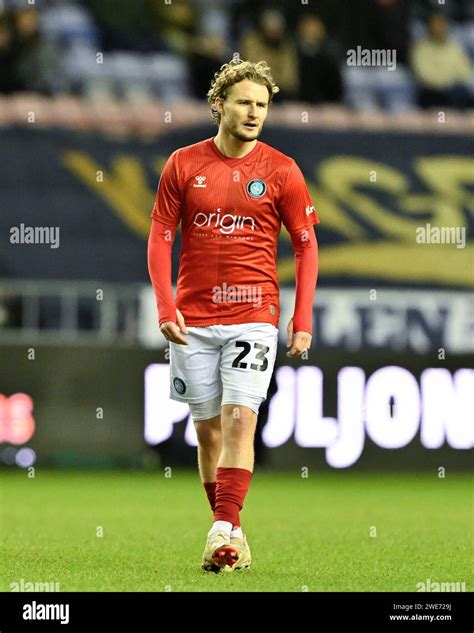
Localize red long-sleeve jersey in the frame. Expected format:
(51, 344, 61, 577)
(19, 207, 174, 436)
(148, 137, 319, 333)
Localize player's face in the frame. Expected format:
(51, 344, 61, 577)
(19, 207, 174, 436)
(219, 80, 269, 142)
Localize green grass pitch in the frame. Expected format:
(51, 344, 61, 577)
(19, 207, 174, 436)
(1, 469, 472, 592)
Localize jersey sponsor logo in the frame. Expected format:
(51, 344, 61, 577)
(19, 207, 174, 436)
(193, 176, 207, 188)
(173, 377, 186, 395)
(306, 205, 315, 216)
(193, 208, 255, 234)
(247, 179, 266, 199)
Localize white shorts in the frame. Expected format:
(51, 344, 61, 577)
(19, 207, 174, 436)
(169, 322, 278, 413)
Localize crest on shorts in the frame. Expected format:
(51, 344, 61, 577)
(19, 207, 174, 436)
(247, 179, 266, 199)
(173, 377, 186, 395)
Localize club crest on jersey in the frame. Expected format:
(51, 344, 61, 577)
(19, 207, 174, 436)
(173, 377, 186, 395)
(247, 179, 266, 199)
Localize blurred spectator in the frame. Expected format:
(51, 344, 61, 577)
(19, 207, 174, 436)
(0, 13, 16, 93)
(84, 0, 197, 55)
(11, 7, 59, 94)
(240, 8, 299, 101)
(296, 14, 342, 104)
(188, 33, 230, 99)
(410, 13, 473, 109)
(188, 0, 235, 99)
(154, 2, 197, 56)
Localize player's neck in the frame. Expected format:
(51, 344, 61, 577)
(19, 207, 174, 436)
(213, 132, 257, 159)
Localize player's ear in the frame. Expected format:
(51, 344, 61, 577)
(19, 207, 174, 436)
(215, 97, 224, 114)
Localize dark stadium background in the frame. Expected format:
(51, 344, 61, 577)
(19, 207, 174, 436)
(0, 0, 472, 605)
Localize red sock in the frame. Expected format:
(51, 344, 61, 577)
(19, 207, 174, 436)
(214, 467, 252, 527)
(203, 481, 216, 513)
(203, 480, 241, 529)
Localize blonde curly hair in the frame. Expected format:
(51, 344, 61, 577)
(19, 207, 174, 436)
(207, 58, 280, 126)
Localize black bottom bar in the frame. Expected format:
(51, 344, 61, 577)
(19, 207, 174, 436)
(1, 591, 471, 633)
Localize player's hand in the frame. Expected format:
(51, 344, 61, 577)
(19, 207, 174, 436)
(160, 308, 189, 345)
(286, 319, 312, 357)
